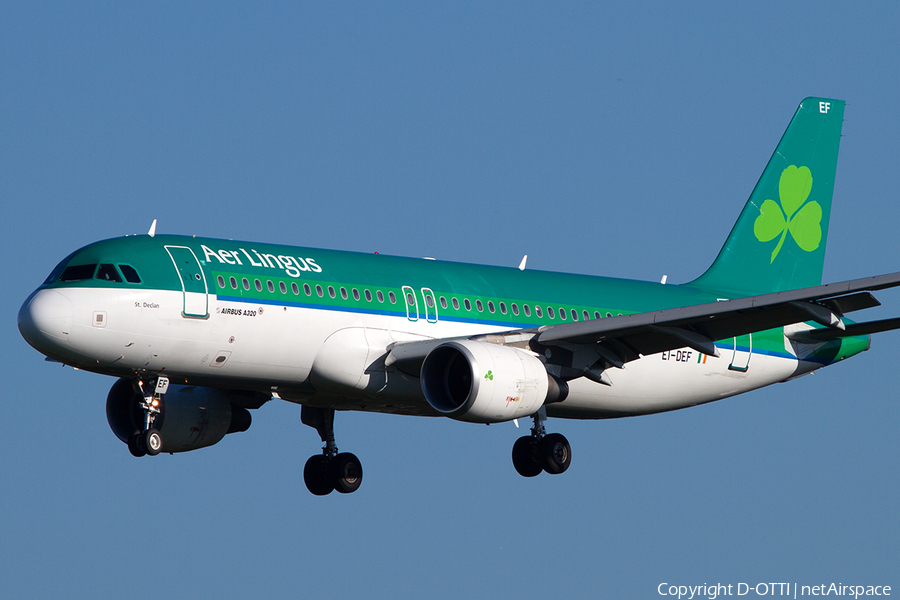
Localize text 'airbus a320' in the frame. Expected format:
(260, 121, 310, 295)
(19, 97, 900, 495)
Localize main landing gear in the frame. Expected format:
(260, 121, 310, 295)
(127, 377, 168, 458)
(511, 408, 571, 477)
(301, 406, 363, 496)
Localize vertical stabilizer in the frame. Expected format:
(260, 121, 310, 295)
(689, 98, 844, 297)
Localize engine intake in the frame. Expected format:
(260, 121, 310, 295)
(421, 340, 563, 423)
(106, 378, 252, 453)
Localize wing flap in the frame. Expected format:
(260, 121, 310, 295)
(382, 271, 900, 378)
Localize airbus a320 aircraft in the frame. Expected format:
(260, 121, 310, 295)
(18, 97, 900, 495)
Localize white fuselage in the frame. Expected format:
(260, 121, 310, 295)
(24, 284, 814, 420)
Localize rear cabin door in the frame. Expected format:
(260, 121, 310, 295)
(165, 246, 209, 318)
(729, 333, 752, 372)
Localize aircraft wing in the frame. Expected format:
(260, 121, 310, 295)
(385, 271, 900, 377)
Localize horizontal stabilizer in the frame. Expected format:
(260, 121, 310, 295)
(790, 317, 900, 342)
(820, 292, 880, 315)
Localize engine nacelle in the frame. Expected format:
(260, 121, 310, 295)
(106, 378, 252, 453)
(421, 340, 560, 423)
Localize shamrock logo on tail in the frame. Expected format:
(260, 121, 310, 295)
(753, 165, 822, 263)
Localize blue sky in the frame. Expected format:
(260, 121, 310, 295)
(2, 3, 899, 598)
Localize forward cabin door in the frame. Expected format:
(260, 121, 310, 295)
(165, 246, 209, 318)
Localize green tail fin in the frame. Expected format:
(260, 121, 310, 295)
(689, 97, 845, 297)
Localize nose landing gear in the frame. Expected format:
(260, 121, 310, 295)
(511, 408, 571, 477)
(127, 377, 167, 458)
(301, 406, 363, 496)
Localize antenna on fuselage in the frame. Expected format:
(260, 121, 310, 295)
(148, 219, 157, 237)
(518, 255, 527, 271)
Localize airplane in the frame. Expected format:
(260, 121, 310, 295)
(18, 97, 900, 496)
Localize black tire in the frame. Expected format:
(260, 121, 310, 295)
(304, 455, 334, 496)
(512, 436, 543, 477)
(332, 452, 363, 494)
(144, 429, 162, 456)
(128, 431, 146, 457)
(540, 433, 571, 475)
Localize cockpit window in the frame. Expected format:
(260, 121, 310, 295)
(43, 253, 76, 284)
(59, 264, 97, 282)
(119, 264, 142, 283)
(96, 264, 122, 282)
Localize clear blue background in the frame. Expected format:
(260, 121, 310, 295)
(2, 3, 898, 598)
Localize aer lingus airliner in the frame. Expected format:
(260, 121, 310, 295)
(18, 97, 900, 495)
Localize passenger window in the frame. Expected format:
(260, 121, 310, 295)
(377, 290, 384, 303)
(476, 300, 483, 312)
(328, 286, 336, 299)
(267, 281, 275, 293)
(365, 290, 372, 302)
(217, 275, 225, 288)
(280, 281, 287, 294)
(353, 289, 360, 301)
(487, 301, 494, 313)
(452, 298, 459, 310)
(583, 310, 590, 321)
(340, 287, 348, 300)
(389, 291, 396, 304)
(571, 309, 578, 321)
(242, 278, 250, 291)
(316, 285, 323, 297)
(607, 312, 612, 318)
(304, 283, 311, 296)
(426, 295, 434, 308)
(96, 264, 122, 282)
(406, 292, 415, 306)
(440, 296, 447, 309)
(499, 302, 507, 314)
(512, 303, 519, 316)
(255, 279, 262, 292)
(559, 308, 566, 320)
(60, 264, 96, 282)
(464, 299, 471, 311)
(594, 311, 601, 319)
(548, 307, 555, 319)
(230, 276, 238, 289)
(119, 264, 142, 284)
(292, 282, 299, 295)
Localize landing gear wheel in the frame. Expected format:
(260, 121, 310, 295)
(540, 433, 571, 475)
(512, 436, 543, 477)
(332, 452, 363, 494)
(128, 431, 146, 457)
(143, 429, 162, 456)
(304, 455, 334, 496)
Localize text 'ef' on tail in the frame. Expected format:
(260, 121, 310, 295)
(689, 97, 845, 297)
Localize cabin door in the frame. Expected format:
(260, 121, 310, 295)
(165, 246, 209, 318)
(729, 333, 752, 372)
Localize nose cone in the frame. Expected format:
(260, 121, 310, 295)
(18, 289, 74, 355)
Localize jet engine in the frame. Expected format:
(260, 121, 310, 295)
(106, 378, 252, 453)
(420, 340, 565, 423)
